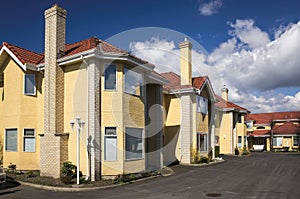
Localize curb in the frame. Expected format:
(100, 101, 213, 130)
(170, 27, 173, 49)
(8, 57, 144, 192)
(17, 172, 172, 192)
(180, 159, 226, 167)
(18, 180, 128, 192)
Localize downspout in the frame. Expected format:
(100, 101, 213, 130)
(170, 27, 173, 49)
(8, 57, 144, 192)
(85, 58, 90, 181)
(230, 112, 233, 154)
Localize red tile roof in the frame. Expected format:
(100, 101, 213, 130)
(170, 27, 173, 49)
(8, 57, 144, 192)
(1, 37, 150, 67)
(248, 130, 270, 137)
(160, 72, 181, 90)
(215, 95, 249, 113)
(272, 122, 300, 135)
(160, 72, 208, 91)
(2, 42, 44, 65)
(193, 76, 208, 89)
(245, 111, 300, 124)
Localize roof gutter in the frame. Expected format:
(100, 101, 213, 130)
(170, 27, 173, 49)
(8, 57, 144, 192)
(37, 49, 155, 73)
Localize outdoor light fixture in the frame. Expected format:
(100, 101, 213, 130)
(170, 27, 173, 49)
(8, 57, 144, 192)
(70, 116, 85, 185)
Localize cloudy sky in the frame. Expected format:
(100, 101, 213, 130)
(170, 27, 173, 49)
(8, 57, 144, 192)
(1, 0, 300, 113)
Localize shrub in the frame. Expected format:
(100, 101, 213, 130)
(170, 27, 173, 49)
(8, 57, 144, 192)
(234, 146, 240, 155)
(215, 146, 220, 158)
(208, 147, 213, 162)
(241, 146, 250, 156)
(25, 171, 38, 178)
(60, 161, 83, 184)
(8, 163, 17, 173)
(8, 163, 16, 170)
(191, 149, 201, 164)
(199, 156, 210, 164)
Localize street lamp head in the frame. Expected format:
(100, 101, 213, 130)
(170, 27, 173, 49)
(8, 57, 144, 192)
(76, 116, 81, 124)
(70, 120, 75, 131)
(80, 120, 85, 128)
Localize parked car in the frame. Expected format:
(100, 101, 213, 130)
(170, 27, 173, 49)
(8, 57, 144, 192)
(0, 166, 6, 185)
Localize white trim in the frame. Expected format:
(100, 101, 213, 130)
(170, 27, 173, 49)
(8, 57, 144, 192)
(5, 128, 18, 152)
(24, 74, 36, 96)
(124, 127, 144, 161)
(0, 46, 27, 71)
(169, 87, 194, 94)
(38, 50, 154, 73)
(23, 128, 36, 153)
(104, 127, 118, 161)
(148, 72, 169, 85)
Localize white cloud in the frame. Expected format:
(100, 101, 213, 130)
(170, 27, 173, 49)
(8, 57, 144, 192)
(198, 0, 223, 16)
(128, 19, 300, 113)
(228, 19, 270, 49)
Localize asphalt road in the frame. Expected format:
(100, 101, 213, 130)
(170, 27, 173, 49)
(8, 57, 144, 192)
(1, 152, 300, 199)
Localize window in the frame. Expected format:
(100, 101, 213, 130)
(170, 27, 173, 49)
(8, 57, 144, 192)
(293, 135, 300, 147)
(197, 133, 208, 152)
(273, 137, 283, 147)
(24, 74, 36, 95)
(238, 136, 242, 148)
(244, 136, 247, 147)
(246, 122, 253, 129)
(238, 114, 242, 123)
(125, 128, 143, 160)
(196, 96, 208, 114)
(104, 64, 116, 90)
(5, 129, 17, 151)
(256, 126, 265, 130)
(124, 67, 142, 95)
(23, 129, 35, 152)
(104, 127, 117, 161)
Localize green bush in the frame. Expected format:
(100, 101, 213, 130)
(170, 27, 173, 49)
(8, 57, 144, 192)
(234, 146, 240, 155)
(208, 147, 213, 162)
(25, 171, 38, 178)
(215, 146, 220, 157)
(241, 146, 250, 156)
(8, 163, 16, 170)
(199, 157, 210, 164)
(60, 161, 83, 184)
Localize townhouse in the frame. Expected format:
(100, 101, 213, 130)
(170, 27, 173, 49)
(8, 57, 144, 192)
(0, 4, 167, 180)
(160, 37, 216, 165)
(214, 88, 250, 154)
(246, 111, 300, 151)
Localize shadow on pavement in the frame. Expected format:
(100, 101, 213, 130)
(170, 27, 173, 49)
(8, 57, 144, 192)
(0, 177, 21, 196)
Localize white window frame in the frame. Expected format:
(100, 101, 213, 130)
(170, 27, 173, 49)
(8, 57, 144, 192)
(104, 127, 117, 161)
(104, 64, 117, 91)
(273, 136, 283, 147)
(238, 136, 242, 148)
(293, 135, 300, 147)
(24, 74, 36, 95)
(197, 132, 208, 152)
(124, 67, 143, 96)
(23, 129, 36, 152)
(5, 128, 18, 152)
(125, 127, 144, 160)
(196, 96, 208, 114)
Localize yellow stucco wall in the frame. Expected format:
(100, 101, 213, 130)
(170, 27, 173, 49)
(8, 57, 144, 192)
(219, 112, 233, 154)
(1, 58, 43, 170)
(164, 94, 180, 126)
(101, 62, 146, 176)
(64, 62, 88, 175)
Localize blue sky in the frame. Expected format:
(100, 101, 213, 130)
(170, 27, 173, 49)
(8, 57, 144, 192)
(1, 0, 300, 113)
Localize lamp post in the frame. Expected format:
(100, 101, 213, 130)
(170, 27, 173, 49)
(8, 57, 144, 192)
(70, 116, 85, 185)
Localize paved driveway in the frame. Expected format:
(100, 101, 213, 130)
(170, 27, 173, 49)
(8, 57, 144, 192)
(1, 152, 300, 199)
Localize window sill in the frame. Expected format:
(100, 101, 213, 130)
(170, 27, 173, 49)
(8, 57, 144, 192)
(125, 158, 144, 162)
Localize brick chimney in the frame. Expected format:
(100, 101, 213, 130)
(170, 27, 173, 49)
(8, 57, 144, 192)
(179, 36, 193, 86)
(41, 4, 68, 178)
(221, 87, 229, 101)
